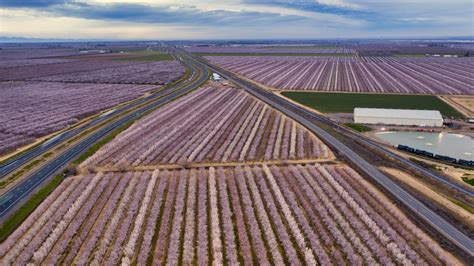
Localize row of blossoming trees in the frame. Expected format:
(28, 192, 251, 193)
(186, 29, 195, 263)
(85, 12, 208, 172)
(0, 59, 184, 84)
(0, 82, 155, 155)
(0, 164, 456, 265)
(0, 57, 185, 155)
(185, 45, 356, 54)
(0, 60, 138, 81)
(31, 61, 185, 85)
(81, 87, 332, 170)
(1, 83, 460, 264)
(208, 56, 474, 94)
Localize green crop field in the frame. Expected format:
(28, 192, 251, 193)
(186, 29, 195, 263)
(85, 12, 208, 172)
(344, 123, 373, 132)
(281, 92, 464, 118)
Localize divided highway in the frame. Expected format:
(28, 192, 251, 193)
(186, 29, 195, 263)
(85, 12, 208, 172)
(189, 51, 474, 257)
(0, 50, 198, 179)
(0, 52, 210, 218)
(1, 46, 471, 258)
(258, 97, 474, 197)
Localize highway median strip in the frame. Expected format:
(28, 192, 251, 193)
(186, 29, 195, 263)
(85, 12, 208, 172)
(0, 59, 190, 167)
(0, 153, 53, 190)
(0, 55, 209, 240)
(0, 172, 64, 242)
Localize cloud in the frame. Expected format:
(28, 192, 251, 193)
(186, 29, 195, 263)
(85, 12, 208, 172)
(0, 0, 472, 39)
(0, 0, 69, 7)
(317, 0, 361, 9)
(395, 16, 472, 25)
(243, 0, 371, 18)
(7, 1, 360, 28)
(245, 0, 361, 10)
(48, 2, 299, 26)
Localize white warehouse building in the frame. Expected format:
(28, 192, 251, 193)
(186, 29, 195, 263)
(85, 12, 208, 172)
(354, 108, 443, 127)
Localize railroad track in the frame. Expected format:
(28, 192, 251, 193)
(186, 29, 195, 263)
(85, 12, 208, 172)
(187, 50, 474, 257)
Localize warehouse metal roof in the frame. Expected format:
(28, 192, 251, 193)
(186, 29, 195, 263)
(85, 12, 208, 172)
(354, 108, 443, 120)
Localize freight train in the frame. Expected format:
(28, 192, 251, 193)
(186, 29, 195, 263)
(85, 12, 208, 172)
(397, 145, 473, 167)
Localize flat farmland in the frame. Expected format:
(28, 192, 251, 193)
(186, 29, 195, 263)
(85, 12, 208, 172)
(0, 59, 185, 85)
(0, 43, 467, 266)
(0, 53, 185, 155)
(441, 96, 474, 117)
(195, 53, 353, 57)
(0, 164, 457, 265)
(186, 45, 355, 54)
(354, 43, 473, 56)
(0, 60, 136, 81)
(0, 48, 81, 60)
(60, 51, 175, 62)
(0, 82, 156, 155)
(32, 61, 185, 85)
(81, 87, 332, 169)
(115, 53, 175, 61)
(208, 56, 474, 95)
(281, 92, 465, 118)
(0, 59, 76, 68)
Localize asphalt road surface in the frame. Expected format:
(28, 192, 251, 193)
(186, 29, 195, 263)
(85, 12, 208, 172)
(1, 47, 471, 258)
(0, 53, 210, 219)
(0, 51, 196, 179)
(191, 52, 474, 257)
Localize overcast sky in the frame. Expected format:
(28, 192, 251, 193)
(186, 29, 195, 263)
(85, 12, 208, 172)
(0, 0, 473, 40)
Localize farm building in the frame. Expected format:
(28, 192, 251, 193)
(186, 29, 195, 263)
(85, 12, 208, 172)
(354, 108, 443, 127)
